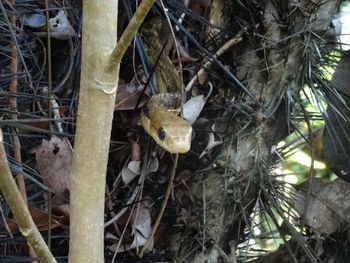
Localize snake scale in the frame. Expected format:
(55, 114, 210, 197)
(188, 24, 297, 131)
(140, 18, 192, 153)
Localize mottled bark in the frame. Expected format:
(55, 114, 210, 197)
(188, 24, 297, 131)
(172, 1, 341, 262)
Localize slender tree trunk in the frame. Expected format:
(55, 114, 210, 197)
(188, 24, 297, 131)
(68, 1, 119, 262)
(68, 0, 155, 261)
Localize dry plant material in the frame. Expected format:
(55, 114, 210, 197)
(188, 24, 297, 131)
(139, 154, 179, 257)
(8, 0, 28, 206)
(35, 136, 72, 196)
(109, 200, 152, 252)
(0, 207, 62, 232)
(0, 130, 57, 262)
(185, 33, 243, 92)
(122, 139, 142, 184)
(115, 77, 148, 110)
(34, 10, 75, 39)
(183, 84, 212, 125)
(323, 52, 350, 181)
(122, 161, 141, 185)
(295, 178, 350, 234)
(199, 124, 223, 159)
(0, 0, 346, 261)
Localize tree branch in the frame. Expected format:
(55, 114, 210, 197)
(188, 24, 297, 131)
(0, 130, 56, 263)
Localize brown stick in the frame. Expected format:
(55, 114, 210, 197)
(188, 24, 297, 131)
(185, 33, 243, 92)
(9, 0, 27, 204)
(8, 3, 37, 259)
(138, 154, 179, 257)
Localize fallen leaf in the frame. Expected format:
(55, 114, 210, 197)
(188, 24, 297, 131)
(121, 161, 141, 185)
(115, 83, 147, 110)
(295, 191, 339, 234)
(149, 156, 159, 173)
(295, 178, 350, 234)
(198, 70, 208, 85)
(183, 83, 212, 125)
(54, 204, 70, 219)
(130, 139, 141, 161)
(0, 207, 61, 232)
(35, 136, 71, 196)
(199, 124, 223, 159)
(127, 160, 141, 175)
(49, 10, 76, 39)
(109, 200, 153, 252)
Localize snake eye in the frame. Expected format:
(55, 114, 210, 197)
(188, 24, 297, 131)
(158, 128, 166, 140)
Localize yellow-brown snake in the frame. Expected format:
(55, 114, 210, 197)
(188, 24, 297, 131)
(140, 18, 192, 153)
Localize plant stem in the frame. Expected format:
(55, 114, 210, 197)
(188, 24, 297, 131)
(69, 0, 156, 261)
(106, 0, 155, 72)
(0, 130, 56, 263)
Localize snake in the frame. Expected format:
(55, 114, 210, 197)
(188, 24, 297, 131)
(140, 18, 192, 154)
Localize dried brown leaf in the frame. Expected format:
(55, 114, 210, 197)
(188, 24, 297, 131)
(35, 136, 71, 195)
(0, 207, 61, 232)
(115, 84, 146, 110)
(109, 200, 152, 252)
(296, 178, 350, 234)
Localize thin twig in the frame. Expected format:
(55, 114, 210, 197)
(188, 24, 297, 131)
(138, 154, 179, 257)
(300, 102, 315, 226)
(52, 39, 75, 93)
(0, 0, 32, 87)
(159, 0, 183, 87)
(202, 182, 206, 260)
(185, 33, 243, 92)
(8, 0, 27, 205)
(45, 0, 53, 251)
(8, 3, 36, 260)
(111, 205, 136, 262)
(104, 186, 140, 228)
(106, 0, 156, 72)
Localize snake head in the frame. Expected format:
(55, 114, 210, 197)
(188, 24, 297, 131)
(141, 93, 193, 153)
(153, 113, 192, 153)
